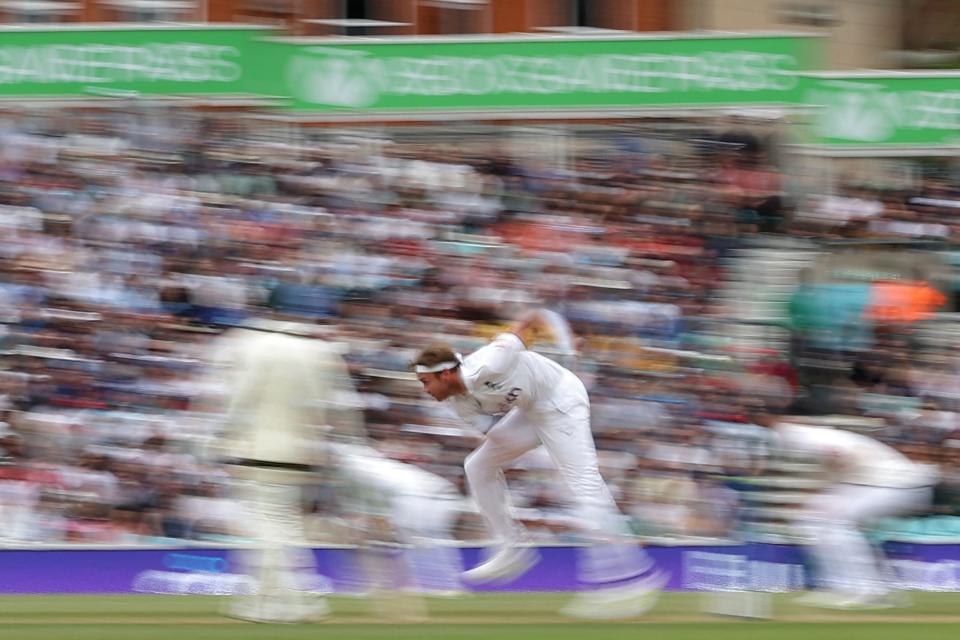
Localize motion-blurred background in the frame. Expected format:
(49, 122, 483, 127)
(0, 0, 959, 556)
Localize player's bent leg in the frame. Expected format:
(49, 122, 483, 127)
(225, 478, 330, 623)
(560, 568, 669, 620)
(393, 494, 466, 596)
(821, 485, 932, 609)
(461, 413, 542, 585)
(463, 447, 521, 543)
(534, 406, 664, 617)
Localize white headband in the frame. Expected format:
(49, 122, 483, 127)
(415, 353, 462, 374)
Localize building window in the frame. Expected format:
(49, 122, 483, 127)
(420, 0, 488, 35)
(567, 0, 631, 31)
(235, 0, 292, 27)
(775, 2, 838, 27)
(346, 0, 367, 20)
(574, 0, 587, 26)
(1, 0, 78, 23)
(897, 0, 960, 67)
(238, 0, 290, 13)
(99, 0, 196, 22)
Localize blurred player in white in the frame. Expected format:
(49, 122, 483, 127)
(412, 309, 664, 619)
(209, 318, 356, 623)
(747, 401, 936, 609)
(331, 441, 467, 596)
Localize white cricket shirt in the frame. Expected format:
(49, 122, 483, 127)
(445, 332, 585, 424)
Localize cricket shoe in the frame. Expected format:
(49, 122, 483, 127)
(223, 598, 330, 624)
(795, 591, 905, 610)
(793, 590, 842, 608)
(560, 570, 669, 620)
(462, 545, 540, 585)
(828, 592, 908, 610)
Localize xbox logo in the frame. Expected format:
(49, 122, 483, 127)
(286, 49, 379, 108)
(808, 82, 898, 143)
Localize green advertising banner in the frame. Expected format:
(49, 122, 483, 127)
(803, 72, 960, 149)
(256, 34, 818, 113)
(0, 25, 273, 99)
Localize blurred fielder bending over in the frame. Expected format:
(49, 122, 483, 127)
(331, 441, 468, 598)
(747, 400, 936, 609)
(412, 309, 665, 619)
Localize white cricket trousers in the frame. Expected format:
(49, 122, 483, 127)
(797, 483, 932, 597)
(463, 376, 654, 586)
(228, 472, 327, 622)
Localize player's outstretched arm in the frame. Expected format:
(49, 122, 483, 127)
(508, 309, 577, 358)
(508, 309, 548, 348)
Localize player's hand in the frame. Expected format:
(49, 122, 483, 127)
(509, 310, 546, 347)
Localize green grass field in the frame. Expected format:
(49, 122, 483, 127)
(1, 593, 958, 640)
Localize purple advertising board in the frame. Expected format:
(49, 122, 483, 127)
(0, 544, 958, 594)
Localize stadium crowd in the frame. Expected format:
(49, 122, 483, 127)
(0, 110, 958, 546)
